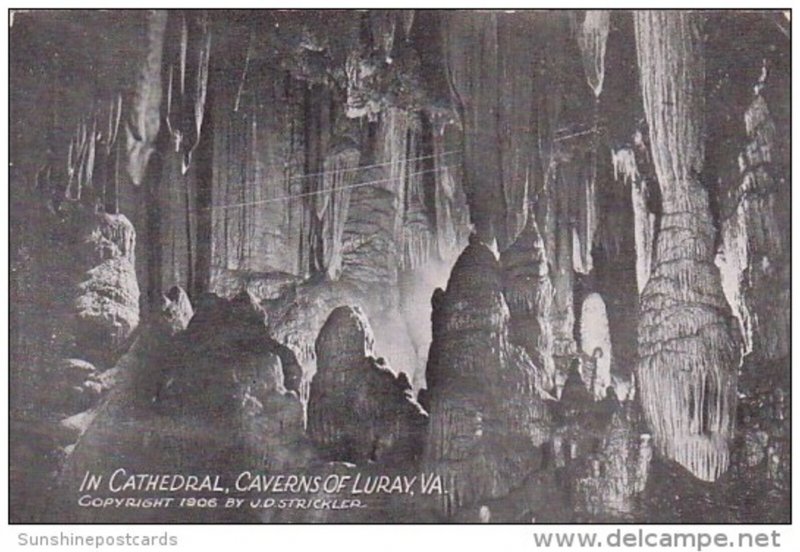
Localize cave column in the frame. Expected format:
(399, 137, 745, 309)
(634, 11, 742, 482)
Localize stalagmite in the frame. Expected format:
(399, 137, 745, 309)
(422, 236, 552, 518)
(74, 212, 140, 364)
(500, 213, 556, 389)
(570, 413, 652, 517)
(307, 306, 427, 463)
(634, 11, 742, 482)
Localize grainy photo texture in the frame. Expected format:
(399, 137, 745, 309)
(8, 9, 791, 523)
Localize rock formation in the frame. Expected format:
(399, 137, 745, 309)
(55, 292, 311, 522)
(340, 108, 420, 298)
(634, 11, 742, 482)
(422, 236, 552, 518)
(716, 90, 790, 371)
(441, 11, 540, 247)
(500, 213, 556, 390)
(307, 306, 428, 464)
(158, 285, 194, 334)
(8, 9, 789, 523)
(569, 413, 652, 519)
(126, 11, 168, 185)
(73, 212, 140, 365)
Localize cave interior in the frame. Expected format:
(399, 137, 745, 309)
(8, 9, 791, 523)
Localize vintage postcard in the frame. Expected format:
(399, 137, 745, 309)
(6, 7, 791, 526)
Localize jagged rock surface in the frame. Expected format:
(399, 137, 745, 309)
(307, 306, 428, 464)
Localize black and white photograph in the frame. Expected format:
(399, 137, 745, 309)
(5, 6, 792, 526)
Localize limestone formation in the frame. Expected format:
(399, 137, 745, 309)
(73, 212, 140, 365)
(158, 285, 193, 334)
(307, 306, 427, 464)
(422, 236, 552, 518)
(55, 293, 312, 522)
(126, 11, 168, 185)
(441, 11, 539, 247)
(340, 108, 408, 295)
(634, 11, 742, 482)
(570, 413, 652, 519)
(500, 213, 556, 390)
(716, 92, 789, 369)
(177, 291, 304, 397)
(8, 9, 790, 524)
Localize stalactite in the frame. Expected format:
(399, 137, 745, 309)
(613, 146, 655, 294)
(576, 11, 611, 98)
(550, 167, 577, 357)
(441, 11, 538, 248)
(307, 306, 427, 463)
(634, 11, 742, 482)
(126, 10, 168, 186)
(400, 10, 415, 41)
(570, 10, 609, 276)
(158, 147, 196, 292)
(164, 11, 212, 175)
(209, 63, 304, 288)
(16, 12, 159, 209)
(399, 120, 435, 272)
(423, 237, 552, 518)
(341, 108, 409, 296)
(318, 147, 360, 280)
(612, 147, 638, 184)
(64, 120, 96, 201)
